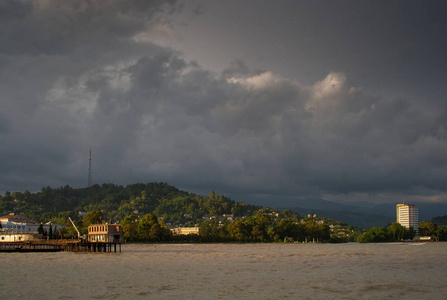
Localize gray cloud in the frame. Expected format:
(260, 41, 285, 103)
(1, 0, 447, 206)
(0, 0, 176, 56)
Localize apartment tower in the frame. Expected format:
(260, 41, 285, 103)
(396, 203, 419, 234)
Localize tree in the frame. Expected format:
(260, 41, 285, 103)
(388, 222, 405, 241)
(435, 226, 447, 241)
(38, 224, 44, 235)
(137, 214, 159, 241)
(120, 215, 139, 242)
(148, 223, 172, 242)
(82, 211, 104, 226)
(228, 220, 250, 241)
(406, 226, 416, 240)
(419, 221, 436, 236)
(273, 218, 305, 242)
(135, 214, 171, 242)
(53, 226, 61, 239)
(48, 223, 53, 240)
(357, 227, 390, 243)
(199, 220, 221, 241)
(247, 214, 272, 242)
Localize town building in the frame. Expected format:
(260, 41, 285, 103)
(0, 213, 64, 234)
(0, 232, 38, 242)
(0, 213, 65, 242)
(0, 213, 41, 233)
(88, 224, 123, 243)
(170, 227, 200, 235)
(396, 203, 419, 234)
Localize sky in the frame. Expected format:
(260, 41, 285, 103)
(1, 0, 447, 207)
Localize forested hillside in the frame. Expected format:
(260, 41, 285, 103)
(0, 182, 258, 225)
(3, 183, 446, 243)
(0, 182, 357, 243)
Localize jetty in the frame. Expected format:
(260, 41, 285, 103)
(1, 216, 123, 253)
(63, 240, 122, 253)
(0, 240, 121, 253)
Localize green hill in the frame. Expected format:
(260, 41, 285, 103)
(432, 215, 447, 226)
(0, 182, 369, 243)
(0, 182, 262, 225)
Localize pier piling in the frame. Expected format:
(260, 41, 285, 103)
(0, 240, 121, 253)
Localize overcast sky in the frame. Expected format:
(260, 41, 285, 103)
(1, 0, 447, 207)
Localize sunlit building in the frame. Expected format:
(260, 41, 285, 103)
(170, 227, 200, 235)
(0, 213, 62, 232)
(88, 224, 123, 243)
(0, 213, 41, 232)
(396, 203, 419, 234)
(0, 213, 64, 242)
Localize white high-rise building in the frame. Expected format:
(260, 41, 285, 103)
(396, 203, 419, 234)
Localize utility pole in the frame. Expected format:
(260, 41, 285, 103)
(88, 149, 92, 187)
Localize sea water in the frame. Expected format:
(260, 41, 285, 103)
(0, 243, 446, 299)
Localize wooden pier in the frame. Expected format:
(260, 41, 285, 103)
(63, 241, 122, 253)
(0, 241, 64, 252)
(0, 240, 121, 253)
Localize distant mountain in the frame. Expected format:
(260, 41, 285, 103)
(280, 198, 447, 228)
(371, 202, 447, 221)
(278, 198, 375, 214)
(284, 207, 393, 228)
(432, 215, 447, 226)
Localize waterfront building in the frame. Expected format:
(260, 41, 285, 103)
(88, 224, 123, 243)
(170, 227, 200, 235)
(0, 213, 41, 232)
(396, 203, 419, 234)
(0, 232, 38, 242)
(0, 213, 64, 234)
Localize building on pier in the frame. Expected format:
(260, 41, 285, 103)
(88, 224, 123, 243)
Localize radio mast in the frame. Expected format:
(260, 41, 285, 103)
(88, 149, 92, 187)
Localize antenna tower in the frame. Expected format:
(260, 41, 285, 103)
(88, 149, 92, 187)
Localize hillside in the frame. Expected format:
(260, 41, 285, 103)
(7, 182, 444, 231)
(0, 182, 262, 225)
(432, 215, 447, 226)
(285, 207, 393, 228)
(281, 198, 447, 227)
(1, 182, 361, 243)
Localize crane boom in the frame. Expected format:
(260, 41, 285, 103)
(68, 217, 82, 240)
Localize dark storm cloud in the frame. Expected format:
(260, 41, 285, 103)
(0, 0, 175, 56)
(0, 0, 180, 190)
(1, 0, 447, 206)
(180, 1, 447, 101)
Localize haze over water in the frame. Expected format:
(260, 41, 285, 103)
(1, 243, 446, 299)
